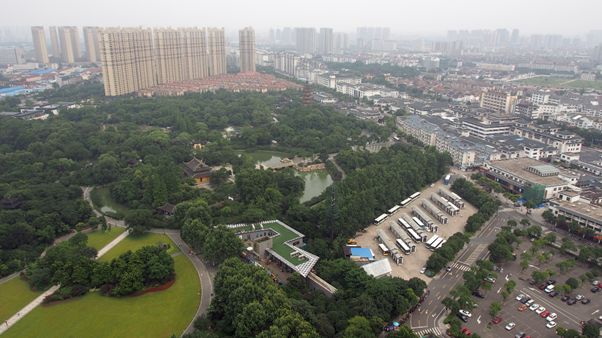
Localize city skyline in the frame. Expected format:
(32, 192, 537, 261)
(1, 0, 601, 36)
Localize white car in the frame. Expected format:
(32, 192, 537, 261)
(547, 313, 557, 321)
(516, 293, 525, 301)
(535, 306, 546, 314)
(576, 294, 584, 301)
(529, 303, 539, 311)
(459, 309, 472, 318)
(525, 299, 534, 306)
(505, 322, 516, 331)
(420, 267, 426, 274)
(546, 321, 557, 329)
(592, 280, 599, 286)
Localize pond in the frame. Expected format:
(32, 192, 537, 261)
(240, 150, 334, 202)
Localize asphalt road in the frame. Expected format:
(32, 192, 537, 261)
(409, 209, 518, 336)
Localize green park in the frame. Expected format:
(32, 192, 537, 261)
(2, 233, 200, 338)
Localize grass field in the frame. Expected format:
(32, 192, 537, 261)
(0, 277, 42, 322)
(99, 233, 176, 262)
(89, 186, 129, 219)
(517, 76, 602, 90)
(3, 234, 200, 338)
(85, 227, 125, 251)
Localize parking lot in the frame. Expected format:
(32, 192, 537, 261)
(461, 231, 601, 338)
(352, 178, 478, 282)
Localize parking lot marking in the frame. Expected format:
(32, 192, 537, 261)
(476, 315, 481, 324)
(592, 309, 600, 315)
(497, 287, 502, 294)
(414, 327, 442, 337)
(520, 288, 582, 326)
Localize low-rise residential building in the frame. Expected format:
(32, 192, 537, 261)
(548, 192, 602, 233)
(512, 122, 583, 153)
(479, 90, 517, 114)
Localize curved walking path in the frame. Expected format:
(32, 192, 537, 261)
(84, 186, 214, 335)
(0, 226, 130, 335)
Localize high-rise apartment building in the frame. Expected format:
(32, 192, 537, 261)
(0, 47, 25, 65)
(334, 32, 348, 54)
(83, 26, 101, 63)
(154, 28, 184, 84)
(295, 27, 316, 54)
(49, 26, 61, 57)
(238, 27, 255, 73)
(59, 26, 81, 63)
(31, 26, 49, 64)
(318, 28, 334, 55)
(99, 28, 156, 96)
(207, 27, 226, 76)
(179, 28, 209, 80)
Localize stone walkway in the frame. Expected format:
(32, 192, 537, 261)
(0, 227, 130, 335)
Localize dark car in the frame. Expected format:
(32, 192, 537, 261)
(547, 279, 556, 285)
(582, 298, 591, 305)
(567, 298, 577, 305)
(529, 279, 537, 286)
(457, 313, 469, 323)
(491, 317, 503, 325)
(548, 291, 559, 297)
(561, 295, 570, 302)
(520, 297, 531, 304)
(538, 284, 546, 290)
(383, 325, 396, 332)
(591, 287, 599, 293)
(472, 290, 485, 299)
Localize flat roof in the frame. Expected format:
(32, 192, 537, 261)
(551, 199, 602, 226)
(487, 158, 567, 187)
(228, 220, 319, 277)
(361, 259, 392, 278)
(350, 247, 375, 259)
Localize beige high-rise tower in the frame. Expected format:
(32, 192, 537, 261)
(179, 28, 208, 80)
(31, 26, 49, 64)
(58, 26, 81, 63)
(154, 28, 184, 84)
(99, 28, 156, 96)
(207, 27, 226, 76)
(49, 26, 61, 58)
(154, 27, 209, 84)
(238, 27, 255, 73)
(83, 27, 101, 63)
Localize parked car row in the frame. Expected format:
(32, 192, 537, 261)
(515, 294, 558, 329)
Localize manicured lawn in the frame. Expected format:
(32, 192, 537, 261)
(3, 246, 200, 338)
(517, 76, 602, 90)
(85, 227, 125, 251)
(0, 277, 42, 322)
(89, 186, 129, 219)
(99, 233, 176, 262)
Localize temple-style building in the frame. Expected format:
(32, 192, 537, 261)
(183, 157, 212, 185)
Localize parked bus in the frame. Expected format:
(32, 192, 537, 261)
(378, 243, 389, 255)
(412, 216, 425, 228)
(400, 198, 412, 207)
(397, 217, 412, 229)
(388, 205, 401, 214)
(430, 237, 444, 251)
(375, 213, 388, 224)
(409, 192, 421, 200)
(406, 228, 422, 242)
(425, 235, 440, 248)
(396, 239, 412, 255)
(436, 240, 446, 249)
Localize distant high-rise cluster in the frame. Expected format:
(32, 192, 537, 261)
(30, 26, 49, 64)
(58, 26, 81, 64)
(356, 27, 390, 51)
(30, 26, 101, 64)
(99, 27, 230, 96)
(239, 27, 256, 73)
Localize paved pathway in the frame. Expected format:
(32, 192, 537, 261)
(0, 227, 130, 335)
(149, 229, 216, 335)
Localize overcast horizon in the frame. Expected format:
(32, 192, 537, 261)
(1, 0, 601, 37)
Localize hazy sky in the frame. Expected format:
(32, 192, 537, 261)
(2, 0, 601, 36)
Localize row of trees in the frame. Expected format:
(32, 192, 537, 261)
(425, 233, 470, 273)
(25, 233, 174, 299)
(451, 178, 501, 233)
